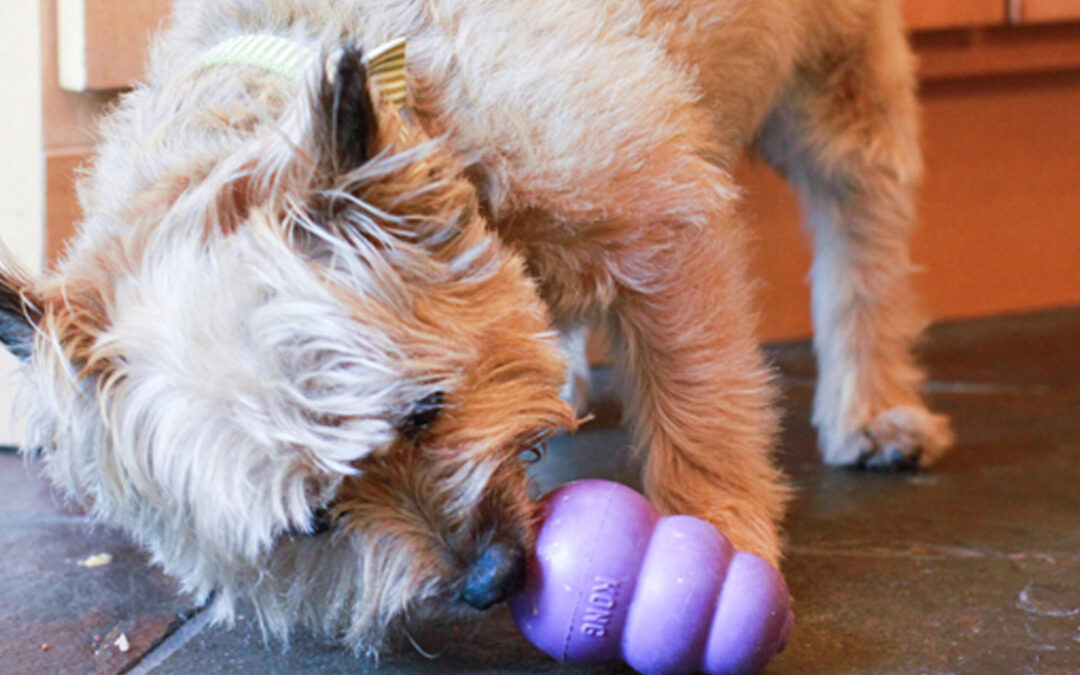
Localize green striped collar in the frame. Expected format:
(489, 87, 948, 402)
(198, 34, 314, 80)
(196, 34, 408, 107)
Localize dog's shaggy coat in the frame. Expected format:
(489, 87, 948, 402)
(0, 0, 950, 655)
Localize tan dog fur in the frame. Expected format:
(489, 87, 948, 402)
(0, 0, 951, 655)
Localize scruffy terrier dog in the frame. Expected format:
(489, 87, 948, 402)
(2, 0, 951, 657)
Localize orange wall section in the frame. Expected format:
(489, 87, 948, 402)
(744, 70, 1080, 342)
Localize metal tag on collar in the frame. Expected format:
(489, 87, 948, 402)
(365, 37, 408, 108)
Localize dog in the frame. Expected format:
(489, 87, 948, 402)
(0, 0, 951, 657)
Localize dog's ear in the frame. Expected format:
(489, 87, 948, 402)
(317, 46, 380, 175)
(0, 253, 42, 362)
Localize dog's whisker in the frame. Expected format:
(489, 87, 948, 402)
(404, 628, 445, 661)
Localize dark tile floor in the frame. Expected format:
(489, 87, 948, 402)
(3, 308, 1080, 674)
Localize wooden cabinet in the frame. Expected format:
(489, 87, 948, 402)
(903, 0, 1008, 30)
(57, 0, 171, 91)
(902, 0, 1080, 29)
(912, 23, 1080, 80)
(899, 0, 1080, 81)
(1017, 0, 1080, 23)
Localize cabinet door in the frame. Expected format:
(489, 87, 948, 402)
(902, 0, 1008, 29)
(1019, 0, 1080, 22)
(57, 0, 172, 91)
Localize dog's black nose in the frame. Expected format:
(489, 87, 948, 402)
(461, 541, 526, 610)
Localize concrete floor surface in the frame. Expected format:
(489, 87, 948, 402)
(2, 309, 1079, 674)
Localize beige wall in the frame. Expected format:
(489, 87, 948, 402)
(0, 3, 45, 444)
(0, 4, 45, 272)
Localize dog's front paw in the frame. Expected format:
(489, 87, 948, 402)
(823, 405, 953, 471)
(721, 519, 784, 571)
(652, 487, 786, 569)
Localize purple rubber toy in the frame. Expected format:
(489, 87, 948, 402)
(509, 480, 793, 675)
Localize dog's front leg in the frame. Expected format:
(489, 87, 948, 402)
(605, 158, 789, 568)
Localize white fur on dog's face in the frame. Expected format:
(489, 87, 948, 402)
(71, 224, 408, 545)
(17, 206, 571, 652)
(21, 221, 408, 605)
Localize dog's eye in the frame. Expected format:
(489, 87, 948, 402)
(401, 391, 445, 440)
(285, 506, 333, 538)
(309, 507, 333, 535)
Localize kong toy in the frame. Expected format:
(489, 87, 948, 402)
(510, 480, 793, 675)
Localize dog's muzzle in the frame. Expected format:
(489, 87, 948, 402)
(461, 541, 526, 610)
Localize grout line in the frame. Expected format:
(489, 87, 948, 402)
(788, 543, 1078, 563)
(780, 375, 1058, 395)
(123, 605, 215, 675)
(920, 380, 1054, 395)
(923, 381, 1055, 395)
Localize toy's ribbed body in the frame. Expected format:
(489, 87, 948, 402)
(510, 480, 793, 675)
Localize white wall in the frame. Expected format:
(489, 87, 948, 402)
(0, 3, 45, 446)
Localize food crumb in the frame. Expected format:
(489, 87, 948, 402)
(114, 634, 130, 653)
(77, 553, 113, 568)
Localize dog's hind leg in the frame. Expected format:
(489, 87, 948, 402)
(755, 4, 952, 470)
